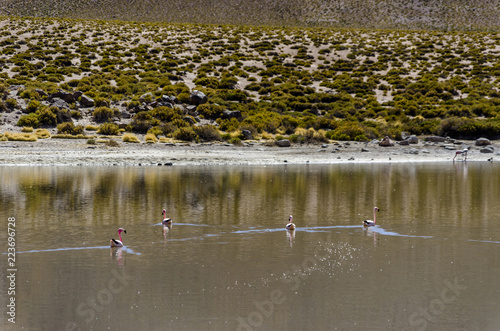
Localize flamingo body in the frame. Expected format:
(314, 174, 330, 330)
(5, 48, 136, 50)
(363, 207, 379, 227)
(286, 215, 296, 230)
(110, 228, 126, 247)
(162, 209, 172, 225)
(453, 148, 468, 161)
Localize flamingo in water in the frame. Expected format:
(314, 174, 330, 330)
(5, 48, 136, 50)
(162, 209, 172, 225)
(110, 228, 126, 247)
(286, 215, 296, 230)
(363, 207, 379, 227)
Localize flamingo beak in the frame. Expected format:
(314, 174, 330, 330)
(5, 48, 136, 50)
(123, 229, 127, 234)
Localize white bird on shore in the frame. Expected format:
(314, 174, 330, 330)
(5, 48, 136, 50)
(363, 207, 379, 227)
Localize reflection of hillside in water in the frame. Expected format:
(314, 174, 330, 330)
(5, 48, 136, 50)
(1, 163, 499, 230)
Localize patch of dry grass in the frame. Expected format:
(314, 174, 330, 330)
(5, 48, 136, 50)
(5, 132, 37, 141)
(145, 133, 158, 143)
(122, 133, 140, 143)
(35, 129, 51, 139)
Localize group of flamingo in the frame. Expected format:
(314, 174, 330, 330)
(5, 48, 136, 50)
(285, 207, 379, 232)
(110, 207, 380, 247)
(109, 209, 172, 247)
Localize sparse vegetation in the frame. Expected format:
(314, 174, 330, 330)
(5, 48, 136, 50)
(1, 17, 500, 144)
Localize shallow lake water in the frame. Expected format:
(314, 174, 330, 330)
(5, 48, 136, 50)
(1, 162, 500, 330)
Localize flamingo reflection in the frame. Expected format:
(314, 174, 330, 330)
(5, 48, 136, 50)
(110, 247, 125, 267)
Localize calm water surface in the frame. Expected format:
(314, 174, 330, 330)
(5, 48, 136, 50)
(1, 162, 500, 330)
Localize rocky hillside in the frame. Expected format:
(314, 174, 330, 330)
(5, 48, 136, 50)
(2, 0, 500, 30)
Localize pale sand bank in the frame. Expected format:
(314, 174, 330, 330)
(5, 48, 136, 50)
(0, 139, 497, 166)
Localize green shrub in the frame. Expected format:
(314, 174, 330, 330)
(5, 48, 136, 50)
(98, 122, 120, 135)
(93, 106, 114, 122)
(173, 126, 198, 141)
(17, 113, 39, 128)
(326, 122, 368, 141)
(5, 98, 17, 109)
(197, 104, 224, 120)
(26, 100, 40, 113)
(194, 125, 221, 141)
(128, 119, 151, 133)
(147, 126, 163, 137)
(37, 107, 57, 126)
(57, 122, 84, 135)
(150, 106, 183, 122)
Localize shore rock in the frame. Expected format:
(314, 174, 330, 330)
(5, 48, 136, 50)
(276, 139, 291, 147)
(476, 137, 491, 146)
(408, 135, 419, 144)
(398, 140, 409, 146)
(425, 136, 447, 142)
(379, 136, 394, 147)
(480, 146, 494, 153)
(241, 130, 253, 140)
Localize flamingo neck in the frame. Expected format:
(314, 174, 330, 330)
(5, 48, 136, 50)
(118, 231, 123, 242)
(373, 210, 377, 224)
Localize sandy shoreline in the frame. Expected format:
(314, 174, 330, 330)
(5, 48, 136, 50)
(0, 139, 497, 166)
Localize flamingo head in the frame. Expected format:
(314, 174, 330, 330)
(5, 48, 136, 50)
(289, 215, 293, 223)
(374, 207, 379, 212)
(118, 228, 126, 234)
(162, 209, 166, 216)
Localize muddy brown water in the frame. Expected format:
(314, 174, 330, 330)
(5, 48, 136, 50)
(1, 163, 499, 330)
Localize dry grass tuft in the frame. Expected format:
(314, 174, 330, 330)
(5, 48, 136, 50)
(52, 134, 91, 139)
(122, 133, 141, 143)
(5, 132, 37, 141)
(145, 133, 158, 143)
(35, 129, 51, 139)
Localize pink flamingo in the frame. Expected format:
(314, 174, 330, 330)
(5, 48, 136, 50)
(162, 209, 172, 225)
(110, 228, 126, 247)
(363, 207, 379, 227)
(286, 215, 296, 230)
(453, 148, 468, 161)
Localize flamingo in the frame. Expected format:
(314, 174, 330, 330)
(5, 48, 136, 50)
(286, 215, 296, 230)
(110, 228, 126, 247)
(453, 148, 468, 161)
(162, 209, 172, 225)
(363, 207, 379, 227)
